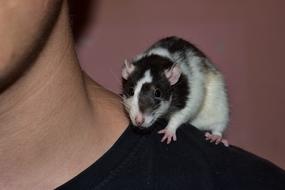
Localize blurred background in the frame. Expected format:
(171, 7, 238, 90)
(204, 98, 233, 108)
(70, 0, 285, 168)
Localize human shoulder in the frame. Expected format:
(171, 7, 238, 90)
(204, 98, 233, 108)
(131, 121, 285, 190)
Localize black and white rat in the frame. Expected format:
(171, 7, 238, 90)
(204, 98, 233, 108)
(121, 36, 229, 146)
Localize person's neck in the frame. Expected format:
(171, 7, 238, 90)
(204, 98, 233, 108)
(0, 3, 128, 190)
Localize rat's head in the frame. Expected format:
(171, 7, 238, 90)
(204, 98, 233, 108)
(121, 55, 182, 128)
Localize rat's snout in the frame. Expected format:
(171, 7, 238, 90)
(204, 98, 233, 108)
(135, 114, 145, 126)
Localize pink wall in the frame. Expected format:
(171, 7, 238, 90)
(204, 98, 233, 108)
(75, 0, 285, 168)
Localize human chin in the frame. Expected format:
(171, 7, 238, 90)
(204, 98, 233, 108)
(0, 0, 63, 65)
(0, 0, 63, 92)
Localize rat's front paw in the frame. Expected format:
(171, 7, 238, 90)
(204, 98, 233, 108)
(158, 128, 177, 144)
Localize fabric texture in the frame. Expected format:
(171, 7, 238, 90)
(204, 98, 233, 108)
(56, 121, 285, 190)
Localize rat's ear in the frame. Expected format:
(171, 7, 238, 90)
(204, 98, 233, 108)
(164, 64, 182, 85)
(122, 59, 135, 80)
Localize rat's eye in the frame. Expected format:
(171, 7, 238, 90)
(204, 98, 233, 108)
(154, 88, 161, 98)
(128, 87, 134, 96)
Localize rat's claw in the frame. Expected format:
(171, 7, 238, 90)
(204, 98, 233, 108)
(205, 132, 211, 139)
(158, 128, 177, 144)
(215, 137, 222, 144)
(173, 134, 177, 141)
(221, 139, 229, 147)
(160, 133, 168, 143)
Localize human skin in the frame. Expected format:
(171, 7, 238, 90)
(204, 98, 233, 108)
(0, 1, 128, 189)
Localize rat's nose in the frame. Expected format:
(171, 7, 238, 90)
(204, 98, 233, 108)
(135, 114, 145, 126)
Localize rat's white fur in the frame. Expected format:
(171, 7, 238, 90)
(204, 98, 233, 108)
(147, 48, 173, 60)
(191, 71, 229, 136)
(133, 47, 174, 63)
(123, 70, 159, 127)
(165, 55, 207, 134)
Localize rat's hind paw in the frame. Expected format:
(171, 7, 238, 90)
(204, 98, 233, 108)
(205, 132, 229, 147)
(158, 128, 177, 144)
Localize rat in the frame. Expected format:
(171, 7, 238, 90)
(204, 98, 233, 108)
(121, 36, 229, 146)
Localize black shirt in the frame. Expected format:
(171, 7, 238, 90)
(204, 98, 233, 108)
(56, 121, 285, 190)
